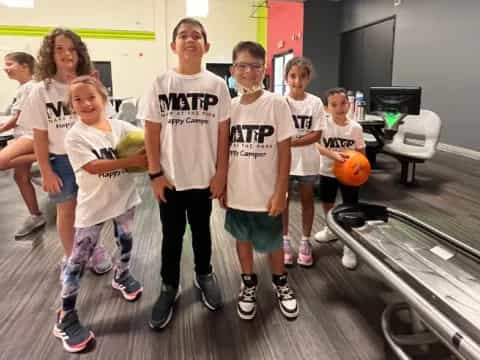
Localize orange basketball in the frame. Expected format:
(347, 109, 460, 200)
(333, 150, 371, 186)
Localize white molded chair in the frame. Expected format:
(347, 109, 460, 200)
(382, 109, 442, 184)
(116, 98, 139, 126)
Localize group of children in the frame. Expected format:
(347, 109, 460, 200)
(1, 17, 366, 353)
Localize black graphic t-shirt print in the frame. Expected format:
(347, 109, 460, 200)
(323, 137, 355, 149)
(91, 147, 124, 179)
(45, 101, 73, 129)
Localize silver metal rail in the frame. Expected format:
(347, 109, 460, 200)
(326, 204, 480, 360)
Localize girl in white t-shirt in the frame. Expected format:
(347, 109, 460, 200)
(282, 57, 325, 268)
(55, 76, 146, 353)
(0, 52, 46, 237)
(314, 88, 366, 270)
(20, 28, 112, 275)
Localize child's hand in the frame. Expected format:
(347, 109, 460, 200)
(209, 172, 226, 199)
(130, 149, 148, 169)
(332, 151, 349, 163)
(151, 176, 174, 202)
(219, 192, 228, 209)
(42, 170, 63, 194)
(266, 191, 287, 217)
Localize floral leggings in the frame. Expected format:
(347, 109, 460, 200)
(61, 207, 135, 312)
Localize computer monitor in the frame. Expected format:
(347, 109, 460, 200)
(369, 86, 421, 130)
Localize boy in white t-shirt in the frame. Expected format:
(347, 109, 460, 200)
(314, 88, 366, 270)
(225, 41, 299, 320)
(138, 18, 231, 330)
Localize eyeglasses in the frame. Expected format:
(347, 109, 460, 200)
(233, 62, 264, 72)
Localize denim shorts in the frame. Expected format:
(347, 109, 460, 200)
(289, 174, 319, 185)
(225, 208, 282, 253)
(49, 154, 78, 204)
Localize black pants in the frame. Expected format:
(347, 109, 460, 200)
(159, 187, 213, 288)
(319, 175, 359, 204)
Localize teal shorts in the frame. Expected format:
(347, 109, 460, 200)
(225, 208, 282, 253)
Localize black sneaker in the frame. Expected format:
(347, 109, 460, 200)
(237, 273, 258, 320)
(149, 284, 181, 330)
(272, 274, 299, 319)
(194, 272, 223, 311)
(52, 309, 94, 353)
(112, 268, 143, 301)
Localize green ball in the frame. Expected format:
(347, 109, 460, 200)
(115, 131, 147, 173)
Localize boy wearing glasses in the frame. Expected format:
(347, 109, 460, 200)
(224, 41, 299, 320)
(138, 18, 231, 330)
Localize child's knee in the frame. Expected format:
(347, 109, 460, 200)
(0, 155, 9, 170)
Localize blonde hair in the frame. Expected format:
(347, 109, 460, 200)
(68, 75, 109, 110)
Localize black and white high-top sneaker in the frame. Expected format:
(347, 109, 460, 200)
(272, 273, 299, 319)
(238, 273, 258, 320)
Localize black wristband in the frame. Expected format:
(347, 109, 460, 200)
(149, 170, 164, 180)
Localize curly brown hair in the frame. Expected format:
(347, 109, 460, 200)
(35, 28, 93, 81)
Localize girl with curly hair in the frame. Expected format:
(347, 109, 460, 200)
(19, 28, 113, 282)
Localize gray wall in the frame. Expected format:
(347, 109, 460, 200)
(303, 0, 341, 99)
(342, 0, 480, 151)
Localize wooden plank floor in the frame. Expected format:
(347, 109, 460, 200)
(0, 150, 478, 360)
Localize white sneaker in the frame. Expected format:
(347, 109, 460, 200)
(273, 274, 299, 319)
(342, 245, 358, 270)
(238, 274, 258, 320)
(14, 214, 46, 238)
(314, 227, 337, 243)
(30, 175, 42, 187)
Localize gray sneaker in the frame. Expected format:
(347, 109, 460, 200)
(15, 214, 46, 238)
(149, 284, 181, 330)
(194, 272, 223, 311)
(53, 309, 94, 353)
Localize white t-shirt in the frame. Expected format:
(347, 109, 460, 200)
(227, 91, 297, 212)
(137, 69, 231, 191)
(65, 118, 142, 228)
(319, 117, 366, 178)
(19, 79, 76, 154)
(10, 80, 35, 138)
(286, 93, 325, 176)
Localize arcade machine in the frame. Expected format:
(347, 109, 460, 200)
(363, 87, 421, 170)
(369, 86, 422, 141)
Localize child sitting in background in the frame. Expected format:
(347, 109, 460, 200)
(0, 52, 46, 238)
